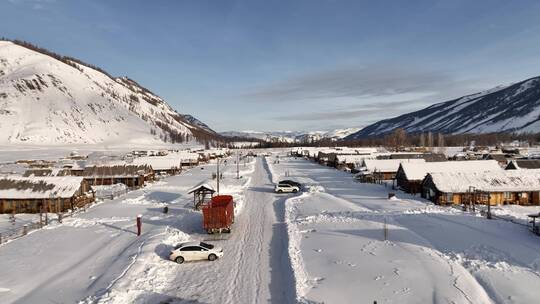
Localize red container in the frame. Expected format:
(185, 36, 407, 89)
(202, 195, 234, 234)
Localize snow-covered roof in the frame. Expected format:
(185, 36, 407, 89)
(187, 182, 215, 194)
(82, 165, 152, 177)
(0, 176, 84, 199)
(23, 168, 71, 177)
(429, 169, 540, 193)
(335, 154, 375, 164)
(363, 159, 426, 173)
(400, 160, 502, 181)
(132, 156, 188, 170)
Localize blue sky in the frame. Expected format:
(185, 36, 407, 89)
(2, 0, 540, 132)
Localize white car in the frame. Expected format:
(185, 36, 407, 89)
(169, 241, 224, 264)
(275, 183, 300, 193)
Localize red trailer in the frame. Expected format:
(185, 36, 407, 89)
(202, 195, 235, 234)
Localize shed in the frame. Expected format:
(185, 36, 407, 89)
(187, 182, 216, 209)
(132, 156, 183, 174)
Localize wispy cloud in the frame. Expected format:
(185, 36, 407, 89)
(274, 100, 414, 121)
(242, 65, 473, 102)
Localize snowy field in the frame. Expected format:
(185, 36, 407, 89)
(268, 153, 540, 304)
(2, 150, 540, 304)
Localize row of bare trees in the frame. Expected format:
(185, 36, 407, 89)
(249, 128, 540, 150)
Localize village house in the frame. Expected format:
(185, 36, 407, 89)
(395, 160, 502, 194)
(81, 165, 154, 188)
(334, 154, 374, 171)
(355, 158, 426, 183)
(132, 156, 186, 175)
(376, 152, 447, 162)
(23, 168, 71, 177)
(422, 169, 540, 206)
(177, 152, 201, 167)
(0, 176, 93, 214)
(16, 159, 55, 169)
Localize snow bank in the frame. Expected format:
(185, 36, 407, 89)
(285, 192, 313, 301)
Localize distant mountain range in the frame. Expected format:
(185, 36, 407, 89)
(0, 40, 218, 145)
(221, 128, 361, 143)
(347, 76, 540, 139)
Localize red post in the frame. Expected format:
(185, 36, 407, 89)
(136, 214, 142, 236)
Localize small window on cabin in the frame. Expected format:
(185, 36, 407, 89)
(446, 193, 453, 201)
(504, 192, 512, 199)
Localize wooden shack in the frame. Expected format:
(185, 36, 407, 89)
(0, 176, 93, 214)
(132, 156, 183, 175)
(356, 159, 426, 183)
(81, 165, 154, 188)
(422, 170, 540, 206)
(187, 183, 216, 209)
(23, 168, 71, 177)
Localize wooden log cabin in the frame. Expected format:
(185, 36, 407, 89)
(396, 160, 501, 194)
(0, 176, 94, 214)
(81, 165, 154, 188)
(422, 170, 540, 206)
(356, 159, 426, 183)
(132, 156, 184, 175)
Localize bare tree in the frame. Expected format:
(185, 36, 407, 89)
(427, 131, 434, 148)
(437, 133, 445, 147)
(389, 128, 408, 151)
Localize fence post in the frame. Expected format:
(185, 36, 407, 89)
(23, 224, 28, 235)
(0, 233, 2, 244)
(383, 218, 388, 241)
(136, 214, 142, 236)
(487, 193, 492, 219)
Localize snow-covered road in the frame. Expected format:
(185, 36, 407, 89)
(167, 157, 296, 303)
(269, 154, 540, 304)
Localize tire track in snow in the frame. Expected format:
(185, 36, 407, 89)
(169, 157, 296, 304)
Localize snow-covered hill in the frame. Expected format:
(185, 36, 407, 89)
(221, 128, 360, 143)
(348, 76, 540, 139)
(0, 40, 217, 145)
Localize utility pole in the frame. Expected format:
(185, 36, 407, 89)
(236, 153, 239, 179)
(487, 192, 492, 219)
(216, 158, 220, 195)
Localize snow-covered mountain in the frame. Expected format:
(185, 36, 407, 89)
(0, 40, 217, 145)
(348, 76, 540, 139)
(221, 128, 361, 143)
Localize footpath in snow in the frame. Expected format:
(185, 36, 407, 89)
(268, 153, 540, 304)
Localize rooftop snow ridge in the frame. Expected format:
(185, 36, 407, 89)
(399, 160, 502, 181)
